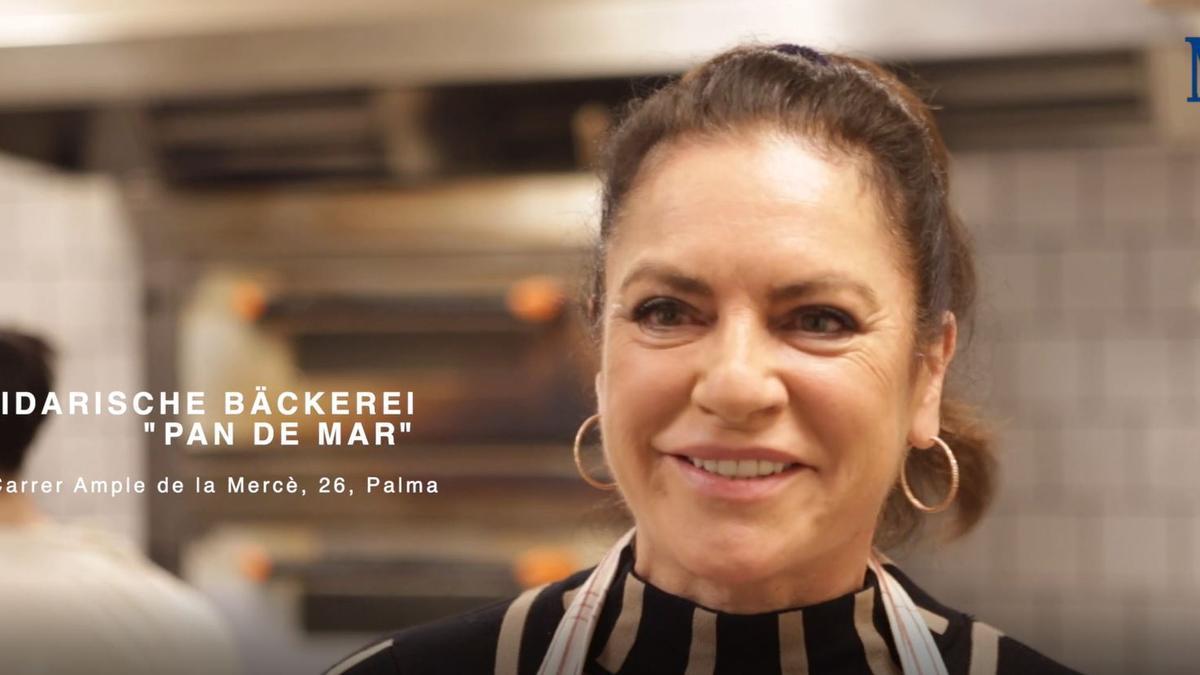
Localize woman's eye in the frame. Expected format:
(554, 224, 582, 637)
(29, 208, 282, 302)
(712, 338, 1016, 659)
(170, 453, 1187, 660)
(786, 308, 857, 335)
(631, 297, 695, 330)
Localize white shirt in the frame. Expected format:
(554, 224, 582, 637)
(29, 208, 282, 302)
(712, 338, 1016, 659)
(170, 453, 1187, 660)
(0, 520, 240, 675)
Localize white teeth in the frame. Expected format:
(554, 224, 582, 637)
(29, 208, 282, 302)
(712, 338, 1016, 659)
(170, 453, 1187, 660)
(687, 456, 792, 479)
(735, 460, 758, 478)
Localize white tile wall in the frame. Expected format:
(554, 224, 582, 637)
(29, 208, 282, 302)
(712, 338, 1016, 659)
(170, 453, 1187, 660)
(949, 153, 998, 230)
(1148, 248, 1200, 309)
(992, 426, 1039, 508)
(1099, 146, 1173, 234)
(1008, 513, 1086, 591)
(1005, 150, 1086, 238)
(1183, 155, 1200, 231)
(0, 154, 143, 545)
(1015, 337, 1081, 411)
(1101, 338, 1175, 404)
(1062, 250, 1127, 311)
(1100, 515, 1172, 594)
(979, 251, 1042, 313)
(1057, 600, 1128, 674)
(896, 143, 1200, 671)
(1143, 605, 1199, 675)
(1057, 425, 1130, 501)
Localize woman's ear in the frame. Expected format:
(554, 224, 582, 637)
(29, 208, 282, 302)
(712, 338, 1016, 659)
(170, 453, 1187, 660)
(594, 371, 606, 413)
(907, 311, 957, 448)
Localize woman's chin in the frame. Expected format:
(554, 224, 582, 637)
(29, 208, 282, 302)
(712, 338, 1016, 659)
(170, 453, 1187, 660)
(667, 527, 796, 585)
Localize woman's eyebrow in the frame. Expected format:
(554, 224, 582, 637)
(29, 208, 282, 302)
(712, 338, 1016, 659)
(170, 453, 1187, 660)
(618, 261, 711, 296)
(769, 276, 881, 311)
(619, 262, 880, 310)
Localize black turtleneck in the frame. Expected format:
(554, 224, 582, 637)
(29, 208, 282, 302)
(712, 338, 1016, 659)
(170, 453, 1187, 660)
(326, 541, 1080, 675)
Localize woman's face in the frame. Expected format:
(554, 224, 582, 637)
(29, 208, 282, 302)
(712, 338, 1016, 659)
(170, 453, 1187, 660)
(595, 129, 956, 594)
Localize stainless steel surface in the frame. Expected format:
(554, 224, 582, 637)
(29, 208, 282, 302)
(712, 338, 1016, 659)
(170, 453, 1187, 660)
(0, 0, 1184, 107)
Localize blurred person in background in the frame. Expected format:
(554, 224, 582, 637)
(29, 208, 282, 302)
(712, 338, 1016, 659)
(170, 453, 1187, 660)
(328, 43, 1080, 675)
(0, 329, 240, 675)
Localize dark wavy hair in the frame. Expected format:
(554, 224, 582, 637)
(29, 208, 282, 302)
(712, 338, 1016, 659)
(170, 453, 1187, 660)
(583, 43, 995, 547)
(0, 330, 55, 477)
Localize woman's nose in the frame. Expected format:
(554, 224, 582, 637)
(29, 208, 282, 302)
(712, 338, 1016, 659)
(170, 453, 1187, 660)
(690, 311, 787, 428)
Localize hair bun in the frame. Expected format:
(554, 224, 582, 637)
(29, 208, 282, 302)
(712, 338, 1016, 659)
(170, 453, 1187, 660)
(770, 43, 829, 66)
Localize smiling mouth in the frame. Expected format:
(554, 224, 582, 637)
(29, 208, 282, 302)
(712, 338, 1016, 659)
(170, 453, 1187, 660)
(674, 455, 804, 480)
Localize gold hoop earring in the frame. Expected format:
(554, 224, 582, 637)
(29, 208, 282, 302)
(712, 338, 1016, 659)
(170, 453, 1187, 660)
(573, 414, 617, 491)
(900, 435, 959, 513)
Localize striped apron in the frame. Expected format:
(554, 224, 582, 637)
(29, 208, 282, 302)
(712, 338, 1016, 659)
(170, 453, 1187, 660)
(537, 527, 949, 675)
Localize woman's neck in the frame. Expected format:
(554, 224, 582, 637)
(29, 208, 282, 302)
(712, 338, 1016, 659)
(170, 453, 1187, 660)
(630, 530, 874, 614)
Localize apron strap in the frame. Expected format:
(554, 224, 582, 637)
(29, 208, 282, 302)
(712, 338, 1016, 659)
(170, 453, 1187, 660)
(869, 553, 950, 675)
(537, 527, 636, 675)
(537, 531, 948, 675)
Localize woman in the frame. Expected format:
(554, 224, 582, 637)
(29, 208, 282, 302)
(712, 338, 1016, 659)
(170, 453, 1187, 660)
(327, 43, 1079, 675)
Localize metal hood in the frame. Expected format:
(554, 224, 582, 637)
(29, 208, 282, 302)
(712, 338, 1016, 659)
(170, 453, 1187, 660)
(0, 0, 1186, 107)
